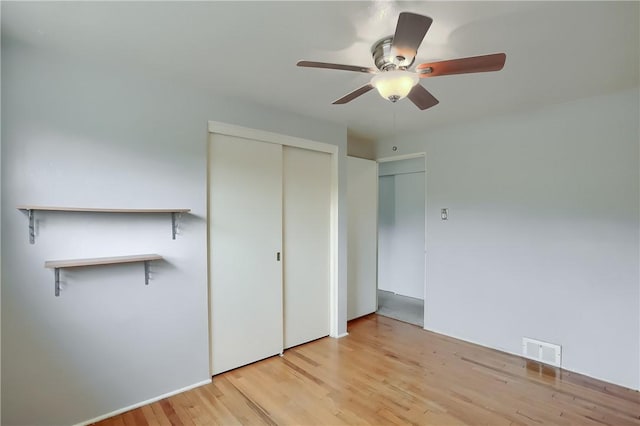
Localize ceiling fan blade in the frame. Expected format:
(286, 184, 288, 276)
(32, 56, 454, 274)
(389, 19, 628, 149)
(407, 85, 439, 110)
(332, 84, 374, 104)
(297, 61, 376, 74)
(392, 12, 433, 59)
(416, 53, 506, 77)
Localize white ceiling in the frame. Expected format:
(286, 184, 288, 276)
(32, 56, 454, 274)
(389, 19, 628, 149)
(3, 1, 639, 140)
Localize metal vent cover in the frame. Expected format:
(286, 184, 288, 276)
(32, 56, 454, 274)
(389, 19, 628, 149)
(522, 337, 561, 367)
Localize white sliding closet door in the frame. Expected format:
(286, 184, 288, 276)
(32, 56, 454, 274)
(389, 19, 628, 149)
(209, 133, 283, 375)
(283, 146, 331, 349)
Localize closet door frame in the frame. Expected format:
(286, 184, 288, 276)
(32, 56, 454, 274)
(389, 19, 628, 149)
(207, 121, 339, 375)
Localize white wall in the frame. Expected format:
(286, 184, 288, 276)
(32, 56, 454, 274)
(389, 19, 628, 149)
(0, 14, 3, 420)
(347, 156, 377, 320)
(1, 36, 347, 425)
(376, 88, 640, 390)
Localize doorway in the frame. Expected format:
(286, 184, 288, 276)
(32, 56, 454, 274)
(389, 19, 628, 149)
(377, 156, 426, 327)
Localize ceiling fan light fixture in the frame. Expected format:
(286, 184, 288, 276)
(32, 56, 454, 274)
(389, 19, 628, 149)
(297, 12, 505, 110)
(371, 70, 419, 102)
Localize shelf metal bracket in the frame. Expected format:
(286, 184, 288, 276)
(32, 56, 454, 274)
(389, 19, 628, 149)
(54, 268, 61, 297)
(144, 261, 151, 285)
(48, 255, 160, 296)
(171, 212, 181, 240)
(53, 263, 152, 295)
(28, 209, 35, 244)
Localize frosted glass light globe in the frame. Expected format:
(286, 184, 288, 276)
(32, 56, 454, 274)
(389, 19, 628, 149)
(371, 70, 419, 102)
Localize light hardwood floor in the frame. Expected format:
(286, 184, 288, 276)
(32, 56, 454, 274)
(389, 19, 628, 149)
(95, 314, 640, 425)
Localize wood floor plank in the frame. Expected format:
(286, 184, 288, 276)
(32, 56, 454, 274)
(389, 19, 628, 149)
(139, 405, 162, 426)
(93, 314, 640, 425)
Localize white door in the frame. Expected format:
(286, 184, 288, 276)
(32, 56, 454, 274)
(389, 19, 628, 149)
(377, 175, 396, 294)
(392, 172, 426, 299)
(283, 146, 331, 349)
(209, 133, 283, 374)
(378, 163, 426, 300)
(347, 156, 378, 320)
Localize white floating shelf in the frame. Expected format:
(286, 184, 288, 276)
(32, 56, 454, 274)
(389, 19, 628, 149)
(17, 206, 190, 213)
(44, 254, 163, 296)
(17, 206, 191, 243)
(45, 254, 163, 269)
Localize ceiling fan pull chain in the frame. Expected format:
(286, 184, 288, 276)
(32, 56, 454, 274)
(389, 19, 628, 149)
(393, 109, 397, 141)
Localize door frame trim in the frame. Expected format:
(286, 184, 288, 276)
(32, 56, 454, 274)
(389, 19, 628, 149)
(207, 121, 340, 373)
(377, 153, 425, 163)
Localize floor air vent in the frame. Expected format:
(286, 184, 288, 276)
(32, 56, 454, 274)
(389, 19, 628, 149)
(522, 337, 561, 367)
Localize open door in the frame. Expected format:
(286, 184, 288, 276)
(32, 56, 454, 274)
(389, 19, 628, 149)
(377, 157, 425, 327)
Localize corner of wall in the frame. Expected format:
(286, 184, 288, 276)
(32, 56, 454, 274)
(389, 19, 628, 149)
(347, 130, 376, 160)
(1, 18, 4, 421)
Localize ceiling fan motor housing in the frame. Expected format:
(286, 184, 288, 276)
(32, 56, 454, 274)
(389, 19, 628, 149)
(372, 37, 415, 71)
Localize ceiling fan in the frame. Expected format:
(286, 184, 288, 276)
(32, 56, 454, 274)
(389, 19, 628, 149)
(297, 12, 506, 110)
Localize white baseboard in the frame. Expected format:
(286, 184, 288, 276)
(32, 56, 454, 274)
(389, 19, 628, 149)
(423, 326, 639, 391)
(333, 332, 349, 339)
(74, 378, 212, 426)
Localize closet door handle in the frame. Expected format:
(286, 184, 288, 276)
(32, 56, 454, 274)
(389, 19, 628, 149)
(276, 252, 281, 261)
